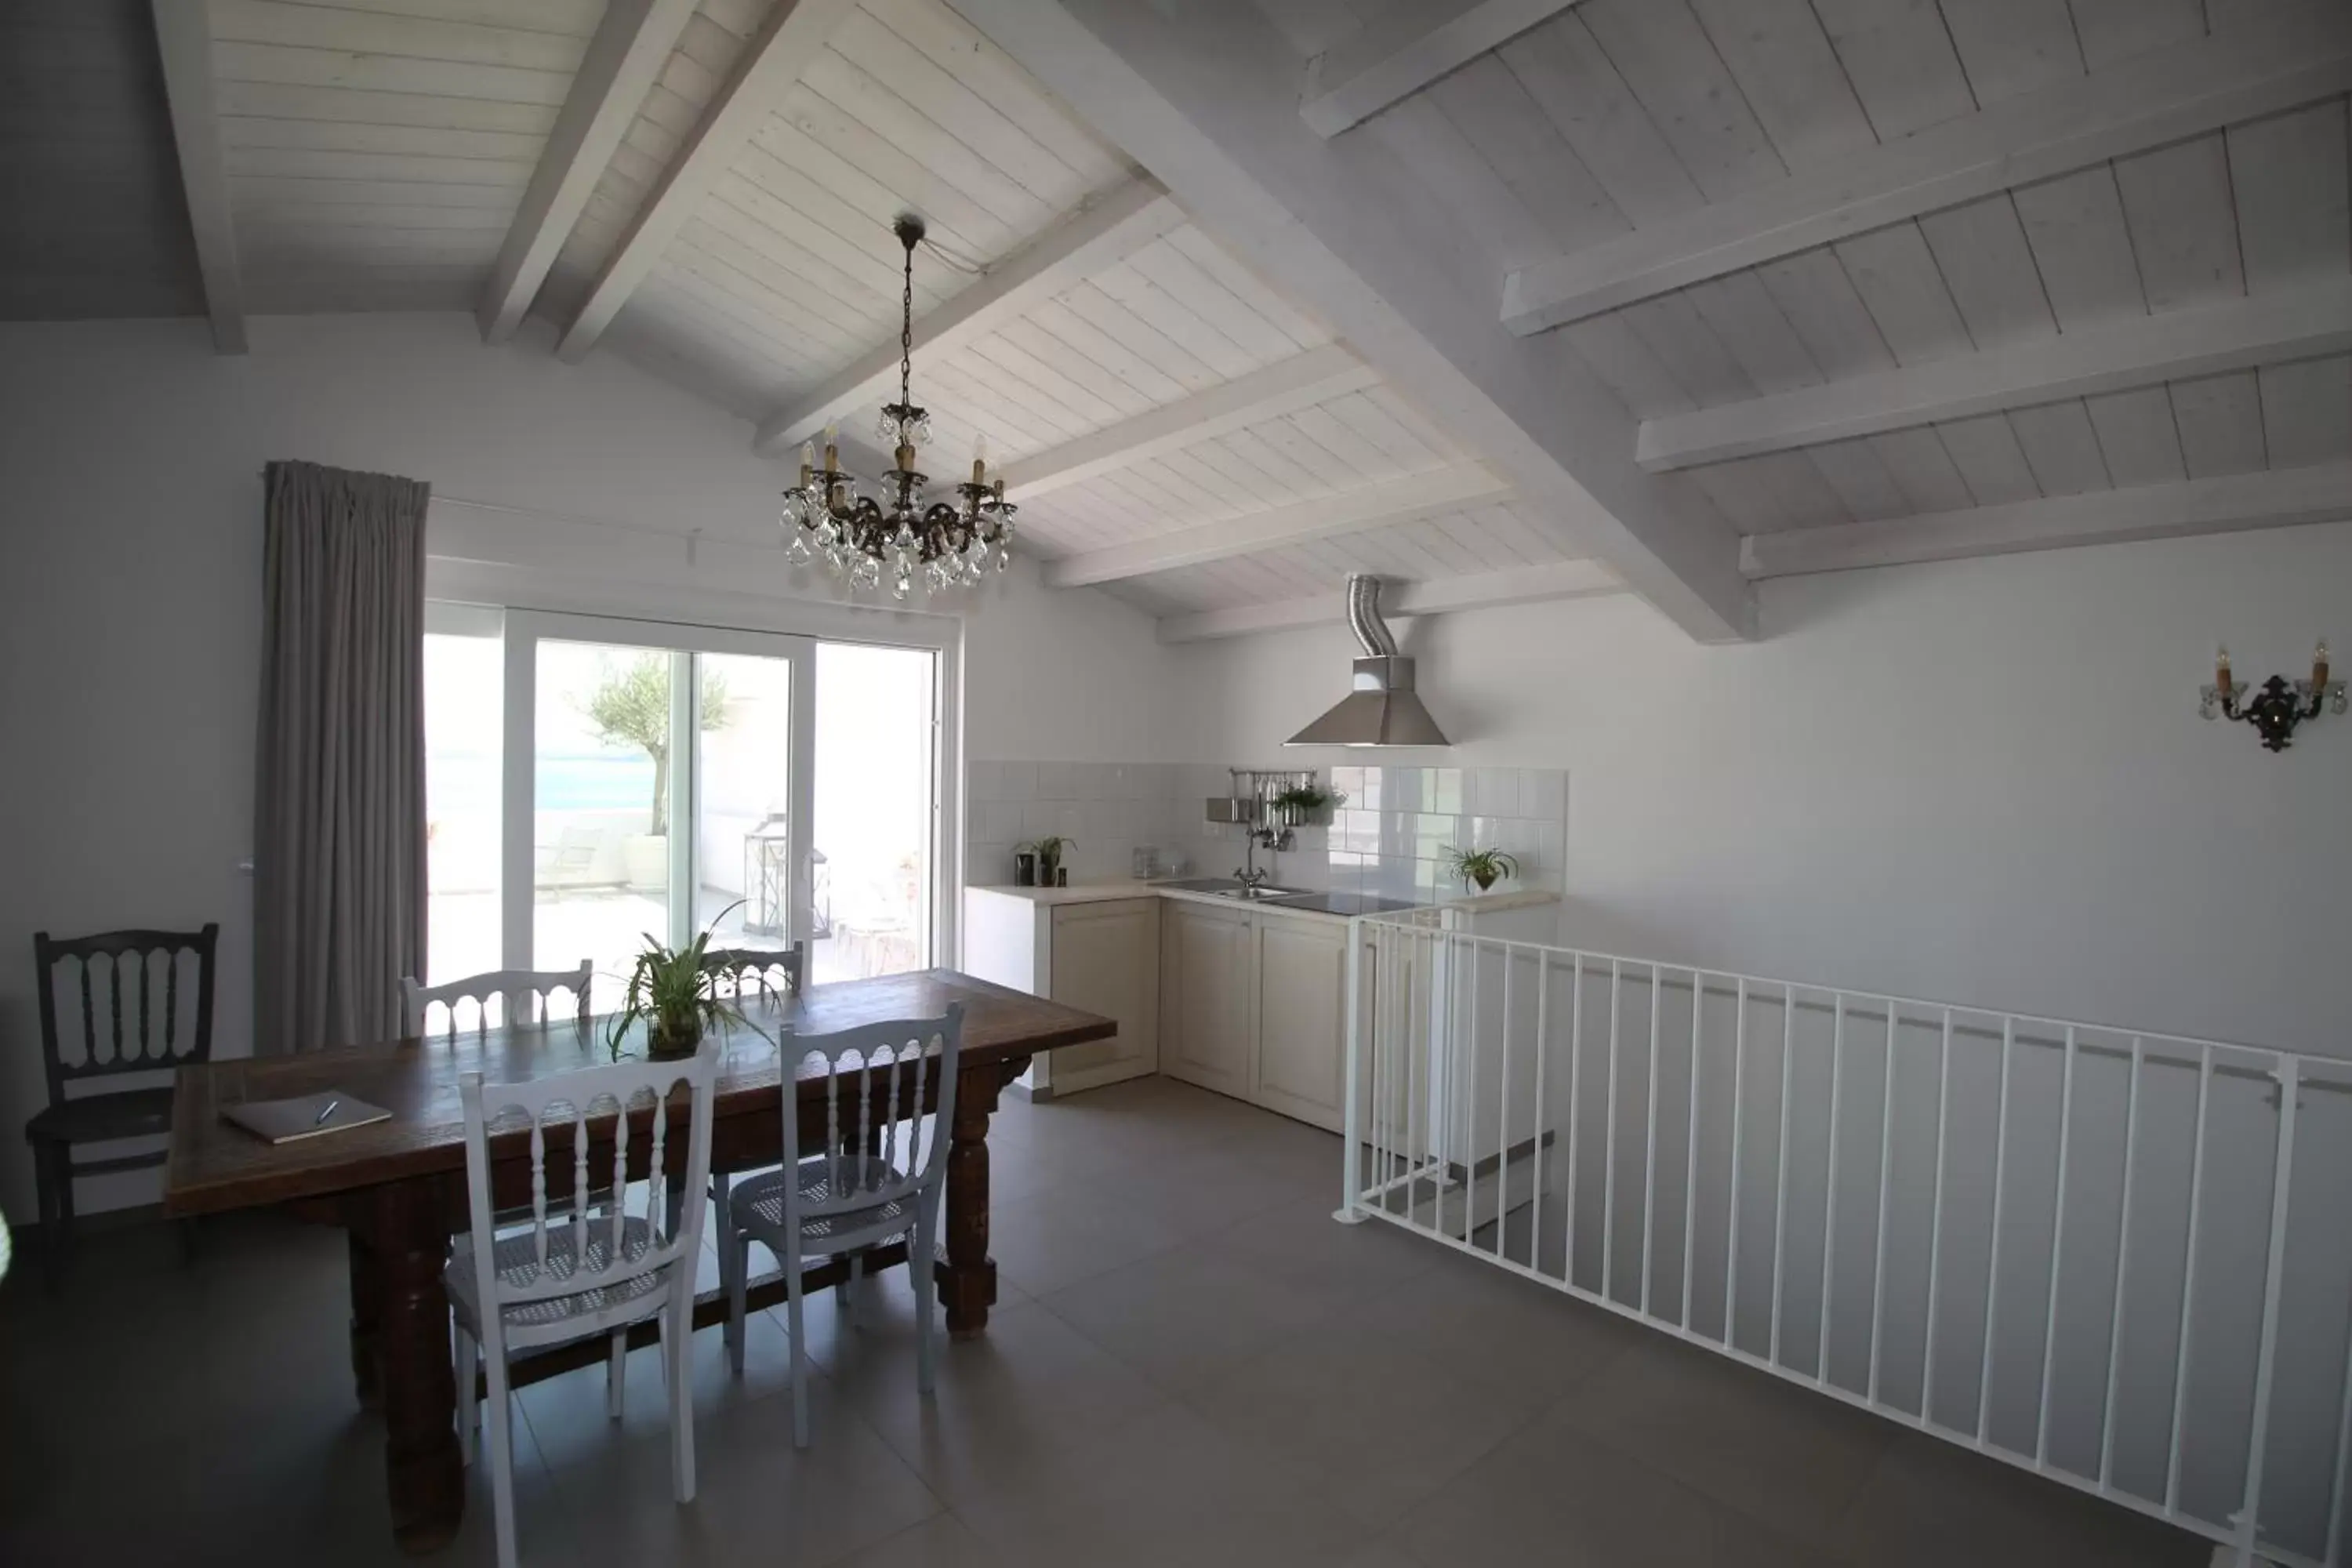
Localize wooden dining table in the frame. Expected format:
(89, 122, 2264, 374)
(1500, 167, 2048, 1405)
(163, 967, 1113, 1555)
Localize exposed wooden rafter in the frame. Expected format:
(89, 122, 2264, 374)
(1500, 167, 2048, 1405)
(1298, 0, 1585, 139)
(752, 180, 1181, 456)
(1045, 463, 1512, 587)
(1740, 463, 2352, 579)
(1155, 558, 1620, 642)
(481, 0, 697, 344)
(1502, 9, 2352, 336)
(1000, 343, 1378, 498)
(954, 0, 1754, 642)
(150, 0, 245, 354)
(1642, 281, 2352, 471)
(557, 0, 859, 364)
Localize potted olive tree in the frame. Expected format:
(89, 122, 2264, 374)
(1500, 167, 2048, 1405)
(582, 655, 731, 892)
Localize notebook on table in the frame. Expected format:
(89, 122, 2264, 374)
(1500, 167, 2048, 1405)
(222, 1091, 392, 1145)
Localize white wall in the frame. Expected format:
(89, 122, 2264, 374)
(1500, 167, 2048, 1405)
(0, 312, 1189, 1222)
(1180, 523, 2352, 1058)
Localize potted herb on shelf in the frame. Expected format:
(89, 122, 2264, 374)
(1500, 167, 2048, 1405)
(1269, 782, 1338, 826)
(1443, 845, 1520, 895)
(607, 905, 762, 1061)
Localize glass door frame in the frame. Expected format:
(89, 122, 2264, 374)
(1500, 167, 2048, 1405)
(499, 609, 818, 971)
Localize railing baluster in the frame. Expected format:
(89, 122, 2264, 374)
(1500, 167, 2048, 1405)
(2097, 1038, 2143, 1486)
(1405, 930, 1423, 1220)
(1465, 939, 1481, 1248)
(1564, 954, 1584, 1289)
(1528, 952, 1549, 1266)
(1869, 1002, 1899, 1403)
(1496, 948, 1514, 1261)
(2034, 1026, 2078, 1466)
(1977, 1018, 2015, 1450)
(2231, 1056, 2299, 1566)
(1770, 983, 1795, 1368)
(2164, 1044, 2212, 1511)
(1642, 962, 1661, 1316)
(2324, 1247, 2352, 1566)
(1682, 968, 1704, 1331)
(1603, 959, 1621, 1305)
(1820, 995, 1846, 1387)
(1724, 978, 1748, 1351)
(1922, 1009, 1952, 1423)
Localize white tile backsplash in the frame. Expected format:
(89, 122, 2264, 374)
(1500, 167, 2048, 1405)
(967, 760, 1570, 902)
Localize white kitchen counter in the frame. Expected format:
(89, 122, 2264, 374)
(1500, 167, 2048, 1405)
(964, 879, 1560, 923)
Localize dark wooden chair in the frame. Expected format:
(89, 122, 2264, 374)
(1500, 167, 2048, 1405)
(26, 924, 218, 1285)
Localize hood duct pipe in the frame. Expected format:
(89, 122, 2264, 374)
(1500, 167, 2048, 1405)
(1284, 575, 1451, 748)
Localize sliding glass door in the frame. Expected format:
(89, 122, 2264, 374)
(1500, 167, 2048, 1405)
(423, 609, 942, 1007)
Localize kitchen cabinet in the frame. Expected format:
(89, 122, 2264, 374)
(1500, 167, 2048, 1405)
(961, 889, 1159, 1097)
(1251, 913, 1348, 1131)
(1158, 898, 1256, 1102)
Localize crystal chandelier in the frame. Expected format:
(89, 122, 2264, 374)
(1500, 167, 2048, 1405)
(779, 214, 1015, 599)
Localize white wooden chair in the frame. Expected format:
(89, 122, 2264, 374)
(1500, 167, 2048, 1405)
(401, 963, 592, 1036)
(722, 1005, 962, 1448)
(448, 1046, 719, 1568)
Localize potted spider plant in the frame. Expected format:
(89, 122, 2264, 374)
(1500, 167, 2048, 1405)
(1021, 835, 1074, 886)
(606, 902, 765, 1061)
(1443, 845, 1520, 895)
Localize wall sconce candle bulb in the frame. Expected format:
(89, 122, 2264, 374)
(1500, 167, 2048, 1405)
(2201, 639, 2346, 752)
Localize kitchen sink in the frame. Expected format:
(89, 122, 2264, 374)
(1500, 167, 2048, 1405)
(1150, 877, 1310, 901)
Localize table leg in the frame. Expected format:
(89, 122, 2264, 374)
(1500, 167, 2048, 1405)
(348, 1229, 383, 1410)
(375, 1177, 462, 1554)
(942, 1055, 1015, 1341)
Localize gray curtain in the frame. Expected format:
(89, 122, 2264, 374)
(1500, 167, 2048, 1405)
(253, 460, 430, 1054)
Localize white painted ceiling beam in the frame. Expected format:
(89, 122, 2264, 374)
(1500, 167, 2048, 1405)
(1643, 281, 2352, 471)
(955, 0, 1753, 642)
(151, 0, 245, 354)
(1045, 463, 1512, 588)
(1741, 463, 2352, 579)
(752, 180, 1181, 456)
(1000, 343, 1378, 498)
(481, 0, 698, 344)
(1299, 0, 1586, 138)
(557, 0, 859, 364)
(1504, 8, 2352, 335)
(1156, 558, 1620, 642)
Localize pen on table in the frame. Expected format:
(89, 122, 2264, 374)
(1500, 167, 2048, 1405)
(315, 1099, 339, 1125)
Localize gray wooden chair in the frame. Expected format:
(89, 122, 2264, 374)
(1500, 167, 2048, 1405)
(26, 925, 217, 1287)
(701, 942, 805, 1002)
(721, 1004, 961, 1447)
(401, 963, 592, 1036)
(449, 1044, 719, 1568)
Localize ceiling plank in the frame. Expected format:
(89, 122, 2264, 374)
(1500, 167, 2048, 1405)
(1046, 464, 1513, 587)
(956, 0, 1753, 641)
(1000, 343, 1379, 498)
(751, 180, 1181, 454)
(557, 0, 858, 363)
(1502, 8, 2352, 335)
(151, 0, 245, 353)
(1155, 557, 1621, 641)
(481, 0, 698, 343)
(1641, 280, 2352, 470)
(1300, 0, 1588, 139)
(1740, 462, 2352, 579)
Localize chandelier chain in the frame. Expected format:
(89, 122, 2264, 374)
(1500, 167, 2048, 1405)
(898, 229, 915, 418)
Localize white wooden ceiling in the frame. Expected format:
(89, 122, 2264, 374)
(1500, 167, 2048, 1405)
(33, 0, 2351, 638)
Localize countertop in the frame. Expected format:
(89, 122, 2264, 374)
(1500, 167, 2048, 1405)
(965, 878, 1560, 923)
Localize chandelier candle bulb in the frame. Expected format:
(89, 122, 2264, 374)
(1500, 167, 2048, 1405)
(2317, 641, 2331, 689)
(2216, 646, 2232, 698)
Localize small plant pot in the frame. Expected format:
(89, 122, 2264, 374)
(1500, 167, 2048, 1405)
(1471, 870, 1498, 892)
(646, 1020, 703, 1061)
(1038, 857, 1061, 887)
(1014, 851, 1037, 887)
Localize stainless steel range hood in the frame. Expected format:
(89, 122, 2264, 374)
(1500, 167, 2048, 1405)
(1285, 575, 1451, 748)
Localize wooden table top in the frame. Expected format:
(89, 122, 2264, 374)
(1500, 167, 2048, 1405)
(165, 968, 1111, 1217)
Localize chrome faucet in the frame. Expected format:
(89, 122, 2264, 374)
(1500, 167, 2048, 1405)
(1235, 824, 1294, 891)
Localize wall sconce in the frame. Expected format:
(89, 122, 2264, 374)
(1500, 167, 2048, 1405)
(2200, 641, 2346, 752)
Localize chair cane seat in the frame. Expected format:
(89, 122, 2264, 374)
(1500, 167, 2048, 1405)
(25, 1087, 176, 1145)
(445, 1216, 672, 1334)
(730, 1157, 916, 1248)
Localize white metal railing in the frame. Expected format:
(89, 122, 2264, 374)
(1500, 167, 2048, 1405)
(1337, 916, 2352, 1568)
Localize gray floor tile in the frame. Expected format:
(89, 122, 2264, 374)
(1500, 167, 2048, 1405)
(1394, 1409, 1821, 1567)
(826, 1511, 1008, 1568)
(983, 1182, 1188, 1298)
(1185, 1314, 1544, 1530)
(1831, 1428, 2212, 1568)
(1553, 1336, 1892, 1547)
(1206, 1195, 1446, 1313)
(1041, 1235, 1334, 1393)
(1343, 1245, 1649, 1404)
